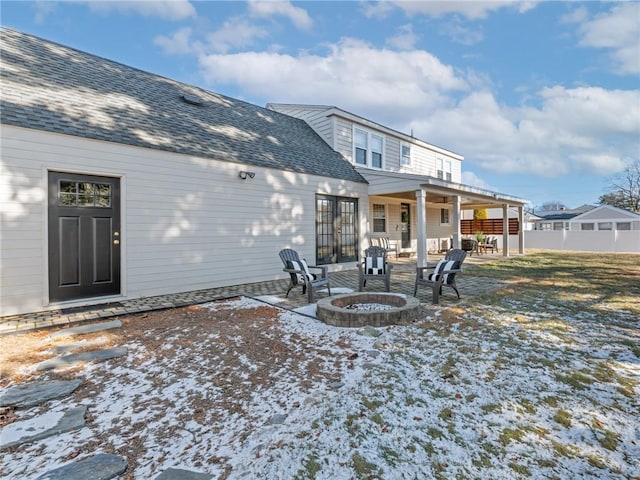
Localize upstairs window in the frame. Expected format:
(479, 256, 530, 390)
(353, 127, 384, 169)
(372, 204, 386, 233)
(371, 135, 383, 168)
(445, 160, 452, 181)
(354, 129, 368, 165)
(437, 158, 453, 181)
(401, 144, 411, 166)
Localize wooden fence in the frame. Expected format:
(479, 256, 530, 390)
(461, 218, 519, 235)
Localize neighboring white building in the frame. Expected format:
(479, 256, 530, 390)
(1, 29, 527, 316)
(525, 205, 640, 252)
(569, 205, 640, 231)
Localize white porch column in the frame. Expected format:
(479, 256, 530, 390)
(452, 195, 461, 249)
(502, 203, 510, 256)
(416, 189, 427, 267)
(518, 206, 525, 254)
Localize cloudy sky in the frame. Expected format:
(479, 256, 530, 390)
(3, 1, 639, 208)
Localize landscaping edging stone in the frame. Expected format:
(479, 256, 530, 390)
(35, 453, 127, 480)
(0, 379, 83, 408)
(47, 320, 122, 339)
(1, 406, 87, 450)
(36, 347, 128, 371)
(154, 467, 214, 479)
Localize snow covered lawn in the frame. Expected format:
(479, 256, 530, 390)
(1, 252, 638, 479)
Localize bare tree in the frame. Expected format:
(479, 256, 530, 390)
(599, 159, 640, 213)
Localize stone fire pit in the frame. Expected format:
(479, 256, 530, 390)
(316, 293, 420, 327)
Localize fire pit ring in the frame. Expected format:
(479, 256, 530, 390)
(316, 293, 421, 328)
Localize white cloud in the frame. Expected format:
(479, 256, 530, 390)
(83, 0, 196, 20)
(385, 24, 419, 50)
(248, 0, 313, 30)
(439, 20, 484, 45)
(199, 38, 467, 119)
(414, 86, 639, 177)
(571, 3, 640, 75)
(33, 1, 57, 24)
(461, 171, 496, 190)
(206, 17, 270, 54)
(389, 0, 538, 20)
(154, 27, 203, 55)
(197, 35, 638, 179)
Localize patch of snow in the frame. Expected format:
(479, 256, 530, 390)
(3, 295, 639, 479)
(0, 411, 65, 448)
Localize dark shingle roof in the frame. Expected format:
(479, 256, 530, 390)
(0, 28, 367, 184)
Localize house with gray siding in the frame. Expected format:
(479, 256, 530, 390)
(0, 28, 369, 316)
(268, 104, 528, 264)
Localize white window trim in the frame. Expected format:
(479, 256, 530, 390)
(353, 126, 385, 169)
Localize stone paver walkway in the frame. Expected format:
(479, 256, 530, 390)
(0, 255, 509, 335)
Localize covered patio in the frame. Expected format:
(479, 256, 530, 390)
(360, 169, 528, 267)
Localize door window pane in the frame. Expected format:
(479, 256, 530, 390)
(58, 181, 111, 207)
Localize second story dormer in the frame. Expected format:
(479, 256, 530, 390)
(266, 104, 463, 183)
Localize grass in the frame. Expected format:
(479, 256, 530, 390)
(466, 251, 640, 316)
(553, 409, 572, 428)
(351, 453, 380, 477)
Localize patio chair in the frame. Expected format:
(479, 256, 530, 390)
(414, 248, 467, 304)
(380, 237, 399, 259)
(461, 238, 478, 256)
(279, 249, 330, 303)
(358, 246, 393, 292)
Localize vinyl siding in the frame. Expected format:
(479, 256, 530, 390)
(1, 126, 369, 316)
(329, 117, 461, 181)
(264, 105, 334, 148)
(269, 105, 463, 181)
